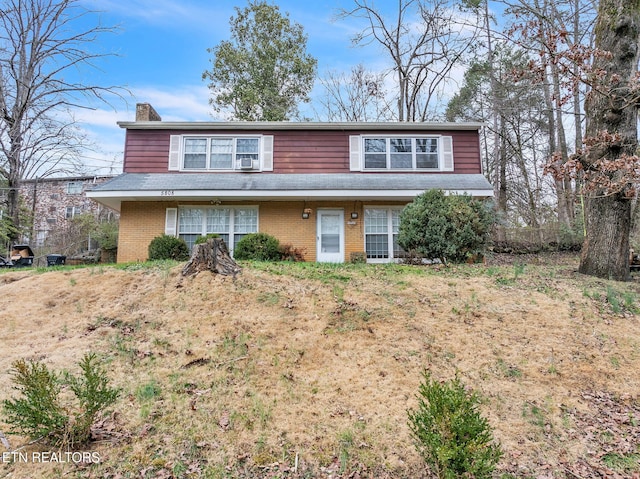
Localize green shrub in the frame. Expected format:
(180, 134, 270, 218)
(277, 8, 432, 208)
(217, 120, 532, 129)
(94, 220, 119, 251)
(1, 360, 66, 443)
(398, 189, 495, 264)
(234, 232, 281, 261)
(194, 233, 221, 245)
(148, 234, 190, 261)
(2, 353, 120, 447)
(407, 371, 502, 479)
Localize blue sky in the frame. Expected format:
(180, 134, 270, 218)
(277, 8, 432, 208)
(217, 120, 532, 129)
(72, 0, 386, 174)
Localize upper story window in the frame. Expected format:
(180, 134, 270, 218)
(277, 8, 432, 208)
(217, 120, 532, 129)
(183, 137, 260, 170)
(168, 134, 273, 172)
(350, 135, 453, 172)
(363, 137, 440, 170)
(66, 181, 83, 194)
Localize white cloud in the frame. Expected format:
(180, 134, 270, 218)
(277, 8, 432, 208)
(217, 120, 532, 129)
(74, 107, 123, 129)
(129, 84, 212, 121)
(85, 0, 232, 31)
(70, 83, 217, 175)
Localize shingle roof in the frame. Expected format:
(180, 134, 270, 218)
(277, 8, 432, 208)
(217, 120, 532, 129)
(87, 173, 493, 210)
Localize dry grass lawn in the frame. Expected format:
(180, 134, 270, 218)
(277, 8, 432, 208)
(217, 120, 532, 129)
(0, 254, 639, 478)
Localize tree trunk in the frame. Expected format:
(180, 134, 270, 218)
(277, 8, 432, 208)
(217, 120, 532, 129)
(6, 122, 23, 244)
(580, 195, 631, 280)
(6, 177, 20, 244)
(497, 117, 508, 215)
(550, 0, 575, 227)
(579, 0, 640, 281)
(181, 238, 241, 278)
(541, 60, 571, 226)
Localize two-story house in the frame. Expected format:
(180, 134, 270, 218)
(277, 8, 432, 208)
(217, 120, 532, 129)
(87, 103, 492, 263)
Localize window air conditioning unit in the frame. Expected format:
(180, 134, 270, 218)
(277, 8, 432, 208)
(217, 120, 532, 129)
(239, 157, 254, 169)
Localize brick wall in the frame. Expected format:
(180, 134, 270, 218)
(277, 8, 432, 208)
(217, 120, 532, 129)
(19, 176, 117, 246)
(118, 201, 172, 262)
(259, 201, 367, 262)
(117, 200, 407, 263)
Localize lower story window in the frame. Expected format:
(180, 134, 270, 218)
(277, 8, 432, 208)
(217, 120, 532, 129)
(66, 206, 80, 219)
(364, 207, 405, 261)
(178, 206, 258, 254)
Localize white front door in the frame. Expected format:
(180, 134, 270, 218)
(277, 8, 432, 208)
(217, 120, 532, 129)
(317, 209, 344, 263)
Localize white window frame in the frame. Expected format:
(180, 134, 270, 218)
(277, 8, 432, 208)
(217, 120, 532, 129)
(181, 136, 262, 171)
(66, 181, 83, 195)
(65, 206, 79, 219)
(364, 206, 405, 263)
(361, 136, 444, 171)
(176, 206, 259, 255)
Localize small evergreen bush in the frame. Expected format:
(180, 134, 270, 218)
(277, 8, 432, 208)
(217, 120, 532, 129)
(408, 372, 502, 479)
(1, 360, 67, 443)
(2, 353, 120, 447)
(148, 234, 190, 261)
(398, 189, 495, 264)
(234, 233, 281, 261)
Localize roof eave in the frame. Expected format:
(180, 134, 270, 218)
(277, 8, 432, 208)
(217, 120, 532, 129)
(117, 121, 485, 131)
(87, 188, 494, 212)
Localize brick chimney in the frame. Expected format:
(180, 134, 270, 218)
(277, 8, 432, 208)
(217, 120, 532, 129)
(135, 103, 162, 122)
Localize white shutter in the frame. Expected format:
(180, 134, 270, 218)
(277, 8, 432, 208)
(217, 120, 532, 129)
(261, 135, 274, 171)
(349, 135, 361, 171)
(168, 135, 181, 171)
(441, 136, 454, 171)
(165, 208, 178, 236)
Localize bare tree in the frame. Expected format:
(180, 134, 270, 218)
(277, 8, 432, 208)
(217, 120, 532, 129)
(503, 0, 597, 228)
(447, 47, 555, 235)
(318, 64, 393, 121)
(338, 0, 479, 122)
(0, 0, 122, 244)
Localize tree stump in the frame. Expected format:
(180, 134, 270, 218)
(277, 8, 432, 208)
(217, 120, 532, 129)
(181, 238, 241, 278)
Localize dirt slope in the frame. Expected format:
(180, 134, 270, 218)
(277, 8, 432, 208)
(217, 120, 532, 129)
(0, 257, 639, 478)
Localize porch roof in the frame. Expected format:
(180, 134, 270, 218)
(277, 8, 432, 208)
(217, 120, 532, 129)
(87, 173, 493, 211)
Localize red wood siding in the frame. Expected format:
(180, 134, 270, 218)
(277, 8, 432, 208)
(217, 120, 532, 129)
(273, 131, 349, 173)
(123, 130, 171, 173)
(122, 127, 482, 174)
(450, 131, 482, 174)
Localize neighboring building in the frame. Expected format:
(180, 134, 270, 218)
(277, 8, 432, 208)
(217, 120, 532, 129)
(20, 175, 117, 246)
(87, 103, 492, 263)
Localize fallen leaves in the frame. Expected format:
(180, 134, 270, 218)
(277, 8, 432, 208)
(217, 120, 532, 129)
(561, 390, 640, 478)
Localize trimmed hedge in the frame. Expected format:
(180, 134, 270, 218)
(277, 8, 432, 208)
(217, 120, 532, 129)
(148, 235, 190, 261)
(234, 233, 281, 261)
